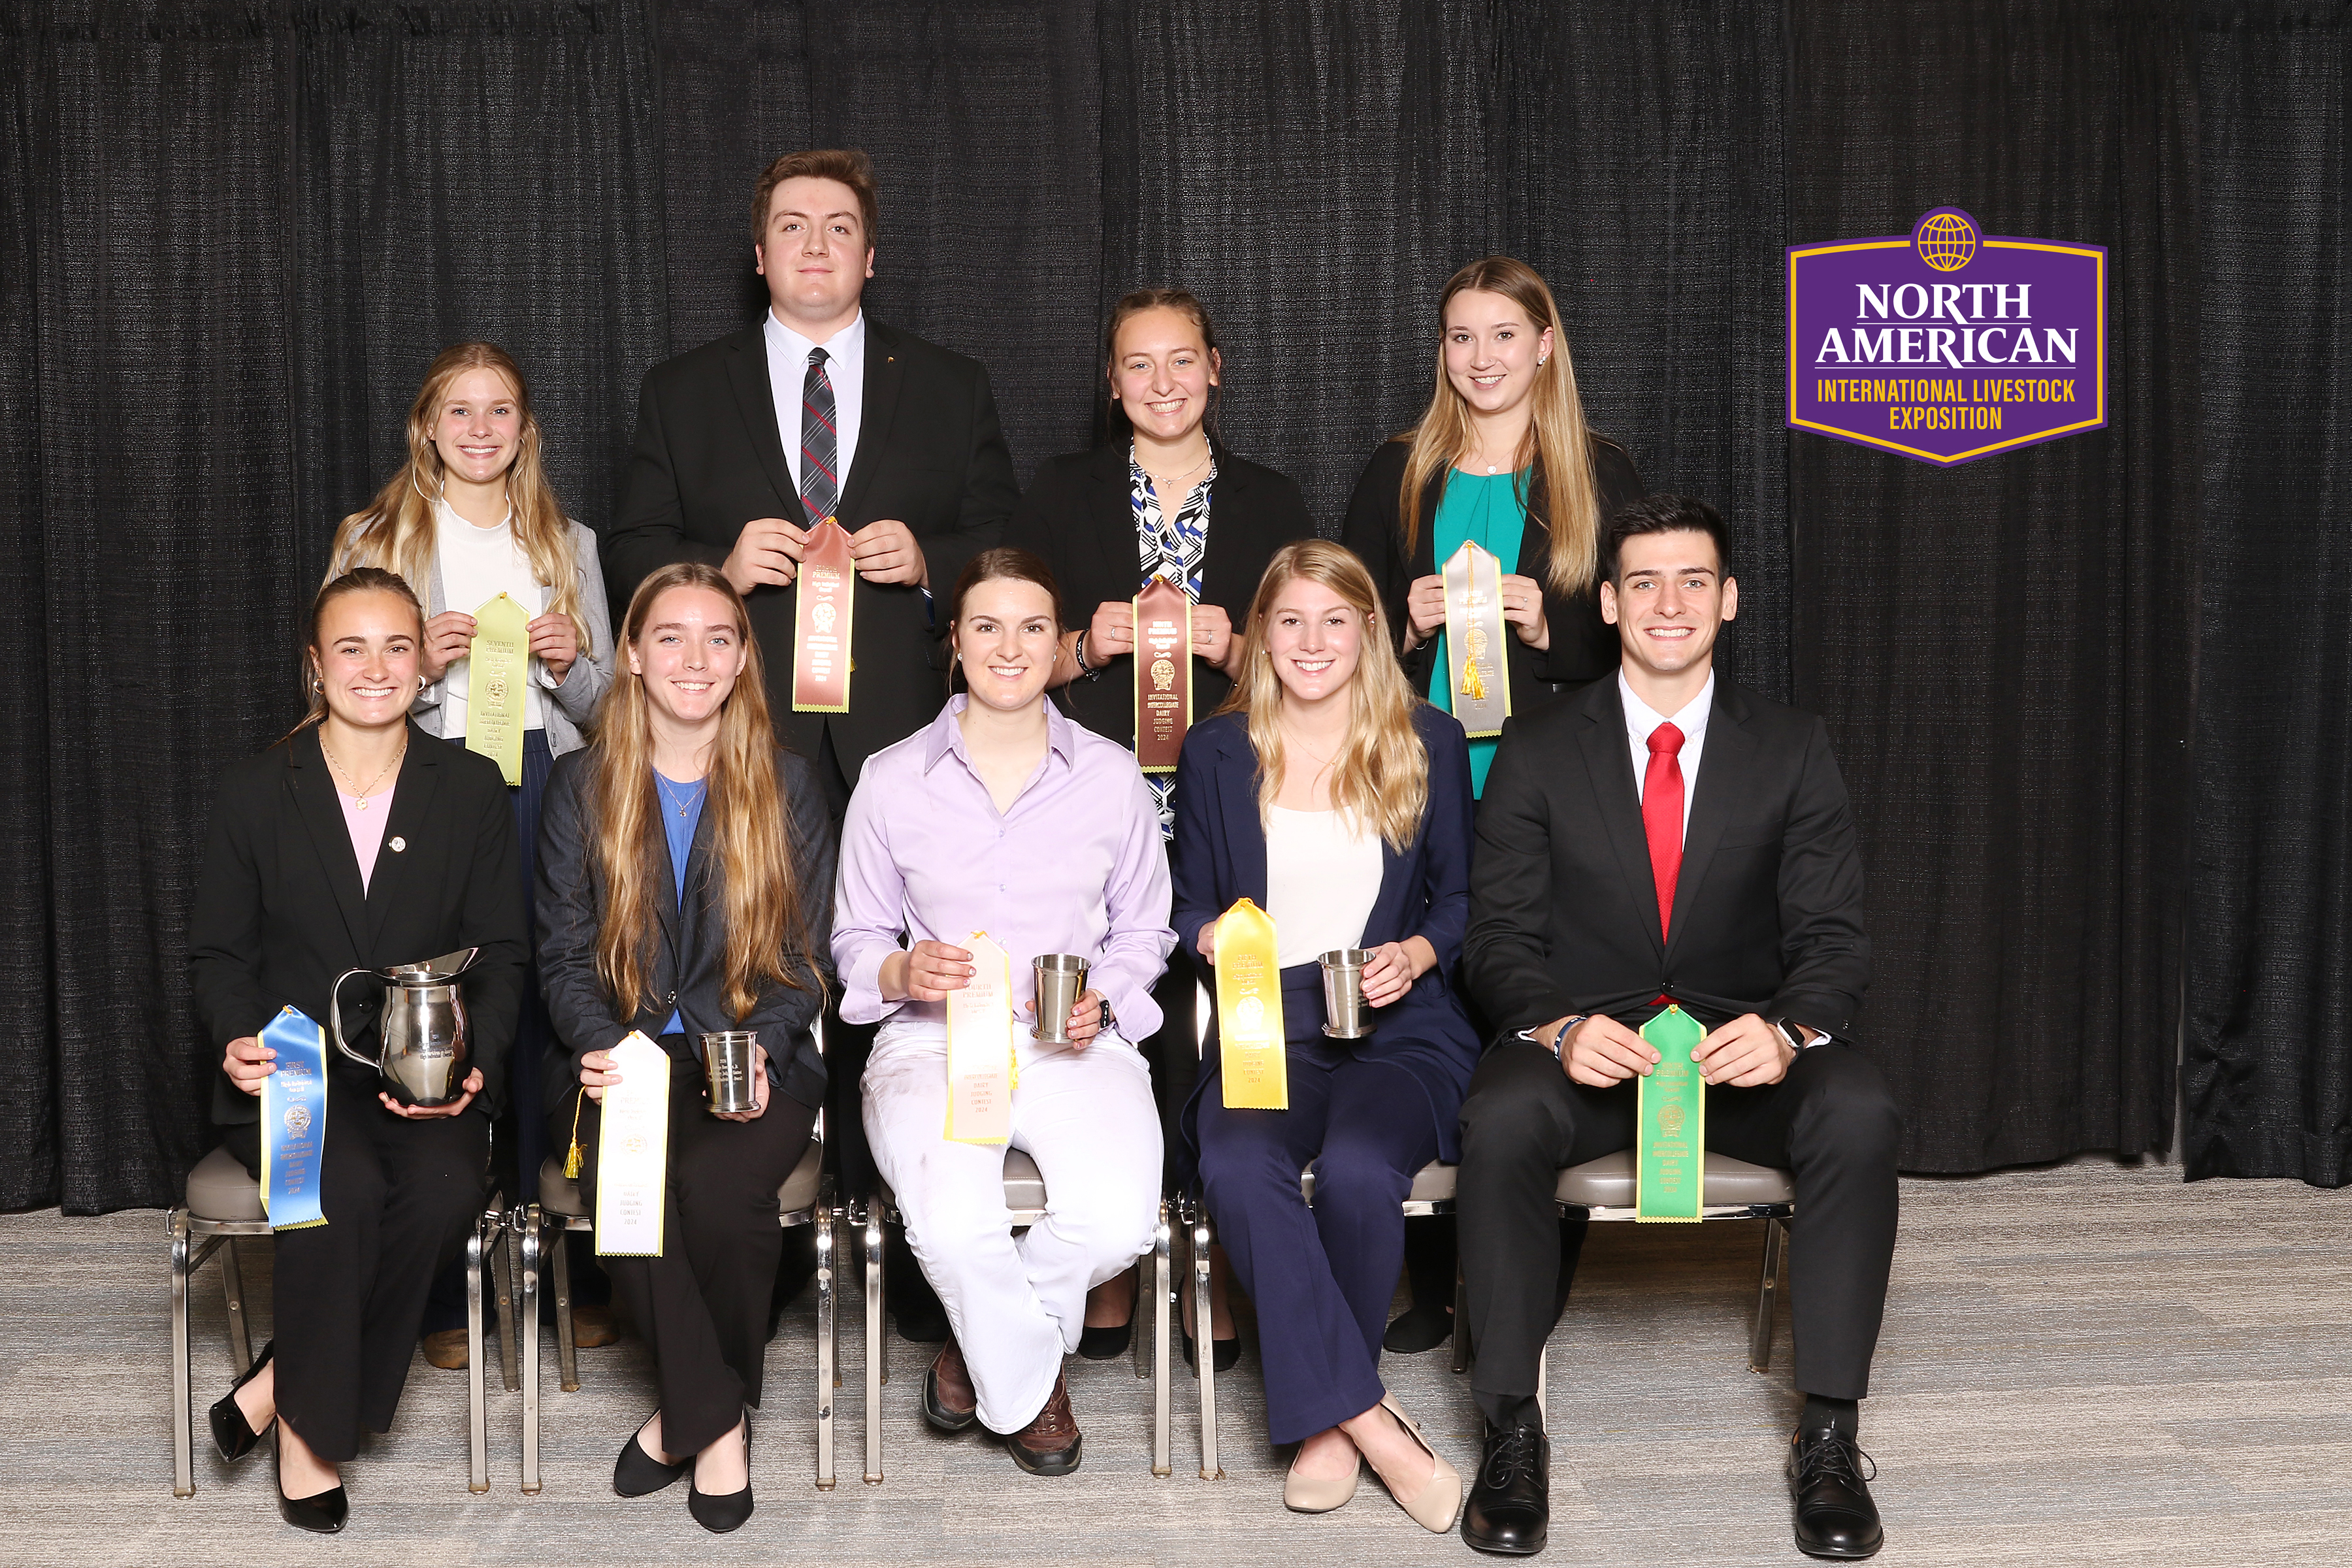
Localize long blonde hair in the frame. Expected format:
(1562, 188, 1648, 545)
(1398, 256, 1605, 598)
(587, 563, 813, 1022)
(1219, 540, 1429, 853)
(325, 342, 590, 656)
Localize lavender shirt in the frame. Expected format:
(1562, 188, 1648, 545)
(833, 696, 1175, 1035)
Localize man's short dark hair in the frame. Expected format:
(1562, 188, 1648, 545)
(1603, 494, 1732, 583)
(751, 148, 879, 248)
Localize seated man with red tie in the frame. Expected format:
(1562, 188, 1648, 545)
(1452, 494, 1899, 1561)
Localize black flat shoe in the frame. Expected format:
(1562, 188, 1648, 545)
(208, 1339, 275, 1463)
(273, 1437, 348, 1535)
(1382, 1300, 1456, 1355)
(1461, 1422, 1549, 1555)
(1788, 1424, 1884, 1560)
(687, 1422, 753, 1534)
(1181, 1328, 1240, 1373)
(1077, 1320, 1133, 1360)
(613, 1417, 693, 1497)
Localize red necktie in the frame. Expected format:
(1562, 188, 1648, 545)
(1643, 721, 1686, 940)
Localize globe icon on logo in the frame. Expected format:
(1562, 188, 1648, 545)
(1916, 210, 1977, 271)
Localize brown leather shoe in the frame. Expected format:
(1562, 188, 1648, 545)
(572, 1303, 618, 1348)
(1005, 1369, 1081, 1476)
(421, 1329, 469, 1370)
(922, 1337, 979, 1433)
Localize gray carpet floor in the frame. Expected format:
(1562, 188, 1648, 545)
(3, 1160, 2346, 1565)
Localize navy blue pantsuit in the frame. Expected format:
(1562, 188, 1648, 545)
(1173, 708, 1482, 1446)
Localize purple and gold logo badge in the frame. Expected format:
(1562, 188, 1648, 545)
(1786, 208, 2105, 465)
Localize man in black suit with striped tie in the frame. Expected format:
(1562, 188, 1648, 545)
(605, 148, 1017, 1335)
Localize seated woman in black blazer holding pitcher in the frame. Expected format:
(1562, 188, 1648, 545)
(1173, 540, 1481, 1534)
(536, 561, 836, 1534)
(1007, 286, 1315, 1362)
(189, 567, 527, 1533)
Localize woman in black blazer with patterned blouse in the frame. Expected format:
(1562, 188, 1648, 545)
(1006, 287, 1316, 1360)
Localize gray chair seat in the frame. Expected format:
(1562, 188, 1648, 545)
(1556, 1150, 1794, 1209)
(186, 1143, 265, 1224)
(536, 1140, 825, 1221)
(875, 1147, 1047, 1218)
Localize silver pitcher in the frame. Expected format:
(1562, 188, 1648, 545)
(329, 947, 480, 1107)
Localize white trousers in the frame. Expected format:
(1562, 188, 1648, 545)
(862, 1019, 1164, 1433)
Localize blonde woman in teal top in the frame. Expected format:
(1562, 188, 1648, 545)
(1343, 257, 1643, 798)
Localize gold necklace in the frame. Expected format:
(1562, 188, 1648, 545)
(321, 734, 406, 810)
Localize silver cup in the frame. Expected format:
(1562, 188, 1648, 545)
(1319, 948, 1373, 1039)
(1032, 954, 1090, 1045)
(701, 1030, 760, 1114)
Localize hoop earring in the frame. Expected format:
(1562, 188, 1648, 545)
(312, 677, 323, 693)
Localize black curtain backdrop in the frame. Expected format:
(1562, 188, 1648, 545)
(0, 0, 2336, 1209)
(2184, 2, 2352, 1184)
(1783, 1, 2197, 1171)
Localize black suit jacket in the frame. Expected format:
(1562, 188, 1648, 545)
(1004, 441, 1316, 744)
(1340, 436, 1644, 704)
(534, 746, 837, 1118)
(1464, 676, 1869, 1042)
(188, 723, 528, 1128)
(604, 319, 1019, 779)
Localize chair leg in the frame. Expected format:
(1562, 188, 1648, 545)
(1190, 1205, 1222, 1480)
(171, 1211, 195, 1497)
(491, 1205, 519, 1394)
(218, 1235, 252, 1371)
(1537, 1344, 1549, 1428)
(862, 1203, 885, 1485)
(815, 1188, 837, 1491)
(1150, 1200, 1172, 1477)
(1749, 1217, 1787, 1374)
(465, 1218, 489, 1494)
(552, 1224, 580, 1394)
(1450, 1259, 1471, 1374)
(519, 1207, 542, 1495)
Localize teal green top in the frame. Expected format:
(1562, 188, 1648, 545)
(1426, 470, 1526, 796)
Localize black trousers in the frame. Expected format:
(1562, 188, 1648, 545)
(226, 1073, 489, 1462)
(1139, 961, 1200, 1190)
(566, 1047, 819, 1457)
(1456, 1041, 1900, 1429)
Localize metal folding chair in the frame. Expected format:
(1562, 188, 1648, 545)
(515, 1140, 838, 1491)
(1188, 1152, 1793, 1478)
(857, 1152, 1175, 1484)
(167, 1143, 514, 1496)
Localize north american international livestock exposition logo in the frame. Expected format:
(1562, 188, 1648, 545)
(1787, 208, 2105, 465)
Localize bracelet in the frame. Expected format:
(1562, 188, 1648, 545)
(1071, 630, 1105, 682)
(1520, 1014, 1590, 1058)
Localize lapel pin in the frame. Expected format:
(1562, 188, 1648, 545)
(389, 836, 406, 853)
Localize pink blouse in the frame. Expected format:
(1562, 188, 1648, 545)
(337, 781, 397, 892)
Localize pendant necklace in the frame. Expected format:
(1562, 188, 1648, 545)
(322, 736, 405, 811)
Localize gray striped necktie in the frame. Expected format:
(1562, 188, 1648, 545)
(799, 346, 838, 523)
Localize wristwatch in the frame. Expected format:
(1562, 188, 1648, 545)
(1771, 1017, 1823, 1051)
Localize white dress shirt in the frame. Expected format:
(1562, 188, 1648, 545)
(764, 308, 866, 506)
(434, 497, 547, 736)
(1620, 668, 1715, 842)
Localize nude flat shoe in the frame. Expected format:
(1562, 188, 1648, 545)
(1375, 1394, 1463, 1533)
(1284, 1443, 1362, 1512)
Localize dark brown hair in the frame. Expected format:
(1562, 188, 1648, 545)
(287, 567, 425, 740)
(1100, 286, 1222, 441)
(751, 148, 879, 248)
(948, 547, 1067, 633)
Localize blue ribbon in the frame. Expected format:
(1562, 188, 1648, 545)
(259, 1005, 330, 1231)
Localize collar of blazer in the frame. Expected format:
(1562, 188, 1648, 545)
(286, 721, 444, 962)
(722, 316, 909, 528)
(1568, 674, 1757, 964)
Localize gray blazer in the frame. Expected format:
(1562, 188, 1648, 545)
(408, 519, 615, 758)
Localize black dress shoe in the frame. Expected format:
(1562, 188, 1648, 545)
(1787, 1424, 1883, 1560)
(1462, 1421, 1549, 1555)
(687, 1421, 753, 1534)
(273, 1439, 348, 1535)
(208, 1339, 275, 1463)
(1382, 1300, 1456, 1355)
(1077, 1320, 1132, 1360)
(1180, 1328, 1241, 1373)
(613, 1418, 693, 1497)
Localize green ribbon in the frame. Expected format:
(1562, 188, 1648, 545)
(1635, 1005, 1707, 1222)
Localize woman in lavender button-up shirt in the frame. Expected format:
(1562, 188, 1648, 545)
(832, 547, 1173, 1476)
